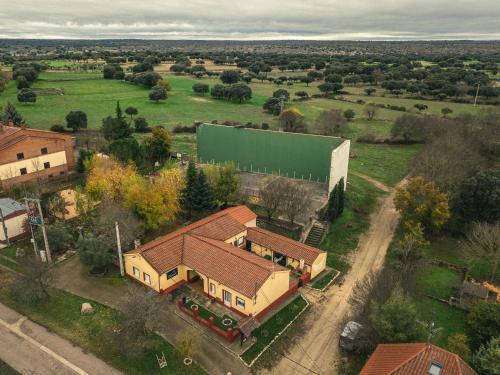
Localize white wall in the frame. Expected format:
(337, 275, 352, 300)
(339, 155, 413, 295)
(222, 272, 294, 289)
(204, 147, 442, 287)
(328, 140, 350, 193)
(0, 151, 67, 181)
(0, 213, 28, 242)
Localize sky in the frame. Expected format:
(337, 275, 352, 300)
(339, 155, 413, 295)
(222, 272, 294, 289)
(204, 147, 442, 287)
(0, 0, 499, 40)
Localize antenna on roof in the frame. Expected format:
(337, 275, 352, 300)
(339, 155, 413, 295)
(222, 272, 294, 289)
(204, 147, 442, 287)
(418, 320, 442, 344)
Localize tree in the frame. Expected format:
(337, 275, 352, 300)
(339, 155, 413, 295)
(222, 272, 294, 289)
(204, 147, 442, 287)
(0, 70, 7, 94)
(101, 102, 132, 141)
(370, 287, 423, 343)
(113, 286, 163, 358)
(65, 110, 88, 132)
(125, 106, 138, 121)
(344, 109, 355, 121)
(16, 75, 29, 89)
(149, 85, 167, 103)
(103, 64, 124, 79)
(316, 109, 347, 135)
(447, 333, 471, 363)
(3, 102, 23, 125)
(325, 180, 345, 221)
(192, 170, 215, 212)
(134, 117, 150, 133)
(318, 82, 343, 96)
(441, 107, 453, 117)
(273, 89, 290, 101)
(462, 222, 499, 282)
(176, 329, 200, 360)
(414, 103, 428, 112)
(365, 88, 376, 96)
(260, 177, 287, 221)
(295, 91, 309, 100)
(17, 88, 36, 103)
(392, 221, 427, 271)
(456, 169, 500, 224)
(364, 104, 378, 120)
(193, 83, 209, 95)
(227, 83, 252, 103)
(391, 114, 426, 142)
(35, 222, 74, 256)
(182, 160, 198, 216)
(394, 176, 450, 234)
(466, 301, 500, 352)
(279, 108, 307, 133)
(77, 235, 114, 273)
(263, 97, 281, 115)
(204, 162, 240, 207)
(109, 137, 144, 165)
(282, 181, 311, 224)
(473, 336, 500, 375)
(220, 70, 240, 84)
(142, 126, 172, 167)
(10, 258, 52, 304)
(156, 79, 171, 92)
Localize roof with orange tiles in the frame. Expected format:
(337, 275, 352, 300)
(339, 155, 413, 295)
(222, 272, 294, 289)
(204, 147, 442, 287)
(128, 205, 256, 255)
(246, 226, 325, 265)
(360, 343, 477, 375)
(0, 125, 73, 152)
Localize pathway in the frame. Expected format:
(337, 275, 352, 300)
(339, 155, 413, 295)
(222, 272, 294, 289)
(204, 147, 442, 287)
(263, 178, 404, 375)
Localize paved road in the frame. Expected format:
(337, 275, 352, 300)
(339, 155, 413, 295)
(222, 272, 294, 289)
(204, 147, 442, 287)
(263, 178, 403, 375)
(0, 303, 122, 375)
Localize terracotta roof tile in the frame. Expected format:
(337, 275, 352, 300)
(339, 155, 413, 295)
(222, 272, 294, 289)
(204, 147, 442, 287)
(246, 226, 324, 265)
(360, 344, 477, 375)
(190, 215, 246, 241)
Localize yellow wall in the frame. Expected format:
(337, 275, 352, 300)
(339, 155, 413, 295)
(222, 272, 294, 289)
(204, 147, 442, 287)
(159, 264, 188, 291)
(223, 230, 247, 247)
(250, 242, 273, 258)
(124, 253, 161, 292)
(0, 151, 67, 181)
(254, 271, 290, 315)
(311, 252, 327, 279)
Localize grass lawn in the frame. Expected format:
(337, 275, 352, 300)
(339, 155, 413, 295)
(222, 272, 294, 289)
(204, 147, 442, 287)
(240, 295, 307, 364)
(0, 272, 207, 375)
(0, 256, 23, 273)
(321, 173, 386, 273)
(184, 300, 237, 332)
(310, 269, 337, 290)
(0, 359, 19, 375)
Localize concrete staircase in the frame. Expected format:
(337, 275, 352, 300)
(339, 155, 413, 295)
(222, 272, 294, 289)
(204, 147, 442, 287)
(304, 221, 327, 247)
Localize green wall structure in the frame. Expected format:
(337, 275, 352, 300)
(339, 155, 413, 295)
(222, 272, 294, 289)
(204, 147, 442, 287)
(197, 124, 343, 184)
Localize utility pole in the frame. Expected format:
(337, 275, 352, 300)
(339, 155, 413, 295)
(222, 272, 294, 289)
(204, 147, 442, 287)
(24, 197, 51, 263)
(24, 198, 39, 258)
(0, 208, 10, 246)
(115, 221, 124, 277)
(474, 83, 480, 106)
(279, 94, 286, 114)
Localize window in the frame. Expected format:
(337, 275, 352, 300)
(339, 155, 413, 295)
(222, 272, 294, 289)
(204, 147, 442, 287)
(236, 297, 245, 309)
(209, 283, 216, 294)
(166, 268, 178, 279)
(17, 152, 24, 160)
(41, 147, 48, 155)
(143, 273, 151, 285)
(60, 171, 65, 175)
(43, 162, 51, 169)
(233, 240, 238, 246)
(428, 362, 443, 375)
(20, 168, 27, 175)
(237, 237, 244, 246)
(133, 267, 140, 278)
(245, 240, 252, 251)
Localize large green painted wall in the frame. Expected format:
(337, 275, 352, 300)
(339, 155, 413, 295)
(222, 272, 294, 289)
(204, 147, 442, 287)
(197, 124, 343, 183)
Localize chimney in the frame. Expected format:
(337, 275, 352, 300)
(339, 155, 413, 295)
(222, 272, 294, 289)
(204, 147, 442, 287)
(8, 120, 13, 127)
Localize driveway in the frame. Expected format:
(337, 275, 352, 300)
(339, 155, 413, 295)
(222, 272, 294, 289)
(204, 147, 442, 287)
(0, 302, 122, 375)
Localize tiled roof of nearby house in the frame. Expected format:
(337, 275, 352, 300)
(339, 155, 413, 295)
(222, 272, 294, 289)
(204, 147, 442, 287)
(0, 124, 73, 152)
(360, 343, 477, 375)
(0, 198, 25, 216)
(246, 226, 324, 265)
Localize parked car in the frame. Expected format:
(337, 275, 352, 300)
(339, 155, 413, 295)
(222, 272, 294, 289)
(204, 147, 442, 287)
(339, 321, 363, 351)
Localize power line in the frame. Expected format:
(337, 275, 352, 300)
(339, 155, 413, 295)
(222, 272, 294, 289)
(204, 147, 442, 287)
(270, 348, 321, 375)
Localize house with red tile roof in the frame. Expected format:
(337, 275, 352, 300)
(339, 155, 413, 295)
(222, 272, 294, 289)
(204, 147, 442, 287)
(124, 205, 326, 318)
(360, 343, 477, 375)
(0, 122, 74, 190)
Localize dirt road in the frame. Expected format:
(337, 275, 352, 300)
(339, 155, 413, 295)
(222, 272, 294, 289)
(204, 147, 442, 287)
(265, 179, 403, 375)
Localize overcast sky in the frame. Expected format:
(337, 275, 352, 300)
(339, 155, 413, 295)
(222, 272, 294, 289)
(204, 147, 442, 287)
(1, 0, 499, 40)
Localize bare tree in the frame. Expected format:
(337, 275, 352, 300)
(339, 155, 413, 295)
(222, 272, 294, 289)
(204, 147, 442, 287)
(315, 109, 347, 136)
(281, 182, 311, 224)
(259, 177, 288, 221)
(364, 104, 378, 120)
(10, 257, 53, 304)
(462, 222, 500, 282)
(176, 328, 200, 360)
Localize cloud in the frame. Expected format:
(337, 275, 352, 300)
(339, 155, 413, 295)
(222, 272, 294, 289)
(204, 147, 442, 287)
(1, 0, 499, 39)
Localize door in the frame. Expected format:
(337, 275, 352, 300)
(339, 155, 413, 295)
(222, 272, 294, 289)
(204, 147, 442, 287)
(223, 290, 232, 307)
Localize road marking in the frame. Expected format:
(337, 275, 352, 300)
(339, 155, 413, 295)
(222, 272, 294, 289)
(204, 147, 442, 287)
(0, 315, 89, 375)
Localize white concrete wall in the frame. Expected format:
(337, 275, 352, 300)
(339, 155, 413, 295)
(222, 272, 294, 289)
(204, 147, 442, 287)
(0, 213, 28, 242)
(328, 140, 350, 193)
(0, 151, 67, 181)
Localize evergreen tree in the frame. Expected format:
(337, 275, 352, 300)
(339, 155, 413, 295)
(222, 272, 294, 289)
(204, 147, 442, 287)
(192, 170, 215, 212)
(326, 184, 339, 221)
(101, 101, 132, 141)
(338, 178, 345, 215)
(3, 102, 24, 125)
(182, 160, 198, 216)
(115, 101, 123, 120)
